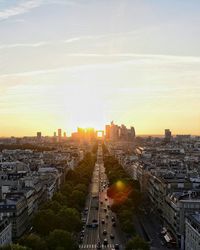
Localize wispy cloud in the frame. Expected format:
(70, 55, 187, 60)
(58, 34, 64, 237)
(0, 27, 158, 49)
(0, 0, 42, 20)
(0, 53, 200, 79)
(0, 41, 52, 49)
(0, 35, 98, 49)
(0, 0, 82, 21)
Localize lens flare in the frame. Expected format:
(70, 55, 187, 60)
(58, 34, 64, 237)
(107, 180, 132, 205)
(116, 180, 125, 191)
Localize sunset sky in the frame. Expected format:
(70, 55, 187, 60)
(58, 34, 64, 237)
(0, 0, 200, 136)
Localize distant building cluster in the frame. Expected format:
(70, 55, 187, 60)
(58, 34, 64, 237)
(105, 121, 135, 142)
(0, 143, 84, 246)
(71, 128, 98, 142)
(107, 132, 200, 250)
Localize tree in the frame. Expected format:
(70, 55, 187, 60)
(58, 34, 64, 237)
(52, 192, 68, 206)
(119, 209, 133, 222)
(47, 229, 78, 250)
(57, 207, 82, 232)
(121, 220, 135, 235)
(41, 200, 62, 213)
(70, 190, 85, 210)
(74, 184, 87, 194)
(125, 236, 150, 250)
(0, 244, 29, 250)
(32, 209, 58, 236)
(61, 183, 73, 195)
(19, 233, 47, 250)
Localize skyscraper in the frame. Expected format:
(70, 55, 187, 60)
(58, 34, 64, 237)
(105, 125, 111, 140)
(37, 132, 42, 140)
(165, 129, 172, 142)
(110, 121, 119, 141)
(58, 129, 62, 142)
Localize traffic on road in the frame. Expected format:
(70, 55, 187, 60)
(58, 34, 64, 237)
(79, 144, 123, 250)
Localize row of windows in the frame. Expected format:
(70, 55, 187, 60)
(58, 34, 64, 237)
(186, 227, 200, 244)
(0, 231, 11, 245)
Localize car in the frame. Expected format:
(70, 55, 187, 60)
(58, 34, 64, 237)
(106, 214, 109, 219)
(96, 242, 102, 249)
(103, 229, 107, 235)
(80, 230, 84, 236)
(91, 223, 98, 228)
(111, 216, 115, 222)
(92, 219, 98, 223)
(112, 222, 116, 227)
(100, 201, 103, 204)
(86, 224, 92, 228)
(161, 240, 165, 246)
(104, 208, 107, 212)
(84, 208, 88, 215)
(103, 239, 108, 246)
(101, 219, 105, 224)
(114, 244, 120, 249)
(105, 198, 108, 201)
(81, 217, 86, 223)
(78, 237, 83, 244)
(107, 205, 110, 209)
(110, 234, 115, 239)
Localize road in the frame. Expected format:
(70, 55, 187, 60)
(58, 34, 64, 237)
(79, 143, 123, 250)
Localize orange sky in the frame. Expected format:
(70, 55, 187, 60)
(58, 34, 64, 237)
(0, 1, 200, 136)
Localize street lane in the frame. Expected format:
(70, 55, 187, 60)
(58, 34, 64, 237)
(79, 143, 123, 250)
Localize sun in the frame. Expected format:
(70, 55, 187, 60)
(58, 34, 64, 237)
(61, 84, 107, 131)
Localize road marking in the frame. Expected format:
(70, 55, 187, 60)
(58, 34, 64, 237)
(79, 244, 115, 249)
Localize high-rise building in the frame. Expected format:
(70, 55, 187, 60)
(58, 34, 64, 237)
(58, 129, 62, 142)
(105, 122, 135, 142)
(110, 121, 119, 141)
(37, 132, 42, 140)
(53, 132, 57, 143)
(105, 125, 111, 140)
(119, 124, 128, 140)
(165, 129, 172, 142)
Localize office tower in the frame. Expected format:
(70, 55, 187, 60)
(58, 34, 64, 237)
(105, 125, 111, 140)
(37, 132, 42, 140)
(110, 121, 119, 141)
(129, 126, 136, 139)
(165, 129, 172, 142)
(52, 132, 57, 143)
(58, 129, 62, 142)
(119, 124, 128, 140)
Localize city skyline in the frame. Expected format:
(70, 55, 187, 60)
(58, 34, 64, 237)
(0, 0, 200, 136)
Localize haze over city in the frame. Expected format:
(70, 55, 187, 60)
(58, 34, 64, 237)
(0, 0, 200, 137)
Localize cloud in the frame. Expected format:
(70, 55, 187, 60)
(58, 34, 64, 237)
(0, 0, 42, 20)
(0, 41, 52, 49)
(0, 53, 200, 79)
(0, 35, 101, 49)
(0, 0, 82, 21)
(0, 27, 158, 49)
